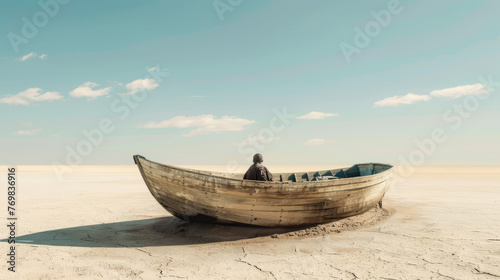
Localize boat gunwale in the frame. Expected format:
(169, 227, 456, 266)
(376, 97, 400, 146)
(136, 155, 393, 187)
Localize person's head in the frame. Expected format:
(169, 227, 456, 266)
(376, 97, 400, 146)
(253, 153, 263, 164)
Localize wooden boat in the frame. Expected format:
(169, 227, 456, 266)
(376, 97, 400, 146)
(133, 155, 393, 227)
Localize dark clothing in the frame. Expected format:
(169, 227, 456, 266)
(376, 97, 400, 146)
(243, 163, 273, 181)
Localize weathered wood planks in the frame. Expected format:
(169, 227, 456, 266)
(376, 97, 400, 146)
(133, 155, 393, 227)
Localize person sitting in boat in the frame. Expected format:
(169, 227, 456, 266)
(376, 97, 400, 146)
(243, 153, 273, 181)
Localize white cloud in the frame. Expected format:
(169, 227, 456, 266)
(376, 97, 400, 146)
(147, 66, 168, 73)
(0, 88, 63, 105)
(296, 112, 339, 120)
(14, 129, 41, 136)
(430, 83, 490, 99)
(19, 52, 47, 61)
(124, 78, 159, 95)
(237, 136, 281, 146)
(20, 52, 37, 61)
(373, 93, 431, 107)
(69, 82, 112, 100)
(305, 138, 327, 145)
(375, 84, 492, 108)
(139, 115, 255, 137)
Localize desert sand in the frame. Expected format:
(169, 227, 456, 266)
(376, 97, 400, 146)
(1, 165, 499, 279)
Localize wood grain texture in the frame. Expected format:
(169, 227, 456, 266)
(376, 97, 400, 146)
(133, 155, 393, 227)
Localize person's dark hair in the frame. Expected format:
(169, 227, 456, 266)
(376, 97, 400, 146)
(253, 153, 263, 163)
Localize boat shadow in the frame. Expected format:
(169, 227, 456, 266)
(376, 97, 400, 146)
(3, 216, 303, 248)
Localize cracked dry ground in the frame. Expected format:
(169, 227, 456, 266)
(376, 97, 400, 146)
(4, 166, 500, 279)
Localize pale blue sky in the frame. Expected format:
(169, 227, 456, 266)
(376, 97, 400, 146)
(1, 0, 499, 165)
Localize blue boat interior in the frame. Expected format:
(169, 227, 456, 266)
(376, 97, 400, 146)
(275, 163, 392, 183)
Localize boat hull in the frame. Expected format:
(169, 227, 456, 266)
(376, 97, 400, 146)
(134, 155, 393, 227)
